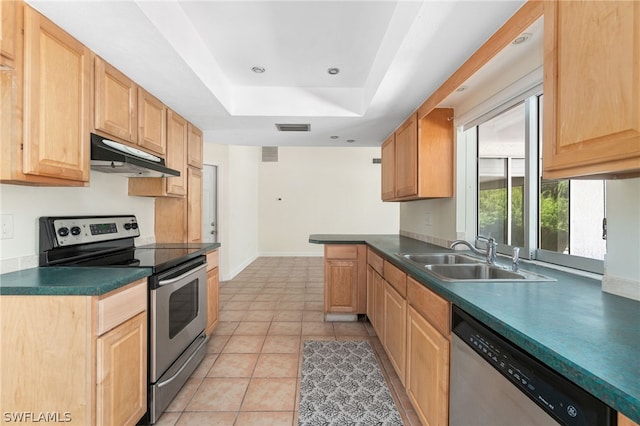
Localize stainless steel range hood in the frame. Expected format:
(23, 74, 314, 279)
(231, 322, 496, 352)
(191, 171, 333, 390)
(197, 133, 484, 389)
(90, 133, 180, 178)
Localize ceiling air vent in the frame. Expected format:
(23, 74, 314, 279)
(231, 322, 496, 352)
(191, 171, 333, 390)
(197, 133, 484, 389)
(275, 123, 311, 132)
(262, 146, 278, 162)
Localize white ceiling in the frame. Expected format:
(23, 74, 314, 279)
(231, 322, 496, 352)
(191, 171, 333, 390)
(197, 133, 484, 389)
(27, 0, 528, 147)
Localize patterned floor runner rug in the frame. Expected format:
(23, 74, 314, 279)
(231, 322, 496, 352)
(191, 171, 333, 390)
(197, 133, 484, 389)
(298, 340, 403, 425)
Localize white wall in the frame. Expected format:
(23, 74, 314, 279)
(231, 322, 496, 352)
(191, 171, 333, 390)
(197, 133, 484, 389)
(258, 147, 399, 255)
(202, 142, 260, 280)
(603, 178, 640, 300)
(0, 171, 155, 273)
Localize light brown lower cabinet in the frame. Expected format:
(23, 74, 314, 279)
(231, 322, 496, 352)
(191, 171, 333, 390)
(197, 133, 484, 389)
(324, 244, 366, 314)
(406, 305, 450, 426)
(405, 275, 451, 426)
(366, 264, 386, 339)
(383, 281, 406, 385)
(206, 250, 219, 336)
(0, 279, 147, 426)
(96, 312, 146, 426)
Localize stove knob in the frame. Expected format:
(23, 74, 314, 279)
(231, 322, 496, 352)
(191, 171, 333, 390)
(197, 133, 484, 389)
(124, 223, 132, 230)
(58, 227, 69, 237)
(70, 226, 81, 236)
(131, 223, 138, 230)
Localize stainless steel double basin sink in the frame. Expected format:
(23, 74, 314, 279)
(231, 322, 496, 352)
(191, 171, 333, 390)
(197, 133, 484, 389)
(400, 253, 554, 282)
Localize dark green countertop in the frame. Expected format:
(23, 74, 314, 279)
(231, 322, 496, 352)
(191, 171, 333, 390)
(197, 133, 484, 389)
(0, 267, 151, 296)
(310, 234, 640, 423)
(0, 242, 221, 296)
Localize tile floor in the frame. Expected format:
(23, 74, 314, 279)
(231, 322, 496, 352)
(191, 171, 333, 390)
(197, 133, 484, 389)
(155, 257, 421, 426)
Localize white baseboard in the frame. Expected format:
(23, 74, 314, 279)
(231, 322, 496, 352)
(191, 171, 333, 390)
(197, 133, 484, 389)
(221, 254, 259, 281)
(602, 274, 640, 301)
(258, 252, 323, 257)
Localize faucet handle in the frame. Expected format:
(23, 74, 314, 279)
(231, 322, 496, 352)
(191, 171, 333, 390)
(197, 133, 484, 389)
(512, 247, 520, 271)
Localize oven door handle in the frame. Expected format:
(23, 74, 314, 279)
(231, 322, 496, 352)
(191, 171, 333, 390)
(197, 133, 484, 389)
(158, 263, 208, 287)
(156, 334, 208, 390)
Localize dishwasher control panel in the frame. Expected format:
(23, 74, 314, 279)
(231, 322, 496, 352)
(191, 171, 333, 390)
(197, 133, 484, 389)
(452, 307, 615, 426)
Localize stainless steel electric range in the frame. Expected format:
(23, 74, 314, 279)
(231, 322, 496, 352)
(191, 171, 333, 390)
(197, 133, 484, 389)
(39, 215, 211, 424)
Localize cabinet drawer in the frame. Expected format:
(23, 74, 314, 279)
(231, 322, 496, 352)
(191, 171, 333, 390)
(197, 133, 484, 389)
(97, 279, 147, 336)
(367, 248, 384, 275)
(384, 260, 406, 297)
(326, 244, 359, 259)
(206, 250, 219, 271)
(407, 276, 450, 337)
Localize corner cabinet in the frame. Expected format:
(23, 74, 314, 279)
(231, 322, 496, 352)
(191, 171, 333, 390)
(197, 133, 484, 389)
(324, 244, 366, 316)
(382, 108, 454, 201)
(543, 1, 640, 179)
(2, 4, 90, 186)
(0, 279, 148, 426)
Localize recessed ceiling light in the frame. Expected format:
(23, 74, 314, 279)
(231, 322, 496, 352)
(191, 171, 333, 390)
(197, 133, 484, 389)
(512, 33, 532, 45)
(346, 139, 355, 143)
(456, 86, 467, 92)
(330, 136, 339, 139)
(251, 66, 265, 73)
(327, 68, 340, 75)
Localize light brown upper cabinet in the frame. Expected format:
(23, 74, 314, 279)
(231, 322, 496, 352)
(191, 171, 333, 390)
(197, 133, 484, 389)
(187, 167, 203, 243)
(166, 110, 188, 196)
(381, 135, 395, 201)
(395, 113, 419, 198)
(128, 109, 187, 197)
(1, 0, 16, 67)
(382, 108, 454, 201)
(187, 123, 203, 169)
(137, 88, 166, 156)
(21, 5, 91, 184)
(543, 1, 640, 179)
(95, 56, 137, 143)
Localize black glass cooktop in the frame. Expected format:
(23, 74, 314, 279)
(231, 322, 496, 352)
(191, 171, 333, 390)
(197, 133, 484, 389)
(67, 246, 205, 273)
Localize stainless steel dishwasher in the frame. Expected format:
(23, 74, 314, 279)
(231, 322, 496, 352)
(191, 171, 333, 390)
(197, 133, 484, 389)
(450, 307, 616, 426)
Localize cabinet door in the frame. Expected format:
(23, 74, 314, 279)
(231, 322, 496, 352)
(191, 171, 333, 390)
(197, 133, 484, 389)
(187, 166, 203, 243)
(324, 259, 358, 313)
(366, 265, 375, 325)
(23, 6, 90, 182)
(96, 312, 147, 426)
(383, 281, 406, 385)
(166, 109, 188, 196)
(406, 306, 449, 426)
(381, 134, 395, 201)
(137, 88, 166, 155)
(395, 113, 418, 198)
(543, 1, 640, 179)
(187, 123, 203, 169)
(374, 270, 385, 340)
(418, 108, 454, 197)
(95, 56, 137, 143)
(206, 267, 219, 336)
(1, 0, 16, 67)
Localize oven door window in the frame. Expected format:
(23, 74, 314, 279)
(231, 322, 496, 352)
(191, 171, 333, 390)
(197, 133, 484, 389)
(169, 279, 199, 339)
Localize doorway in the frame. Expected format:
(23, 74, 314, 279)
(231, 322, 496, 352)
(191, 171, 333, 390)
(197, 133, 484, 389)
(202, 164, 218, 243)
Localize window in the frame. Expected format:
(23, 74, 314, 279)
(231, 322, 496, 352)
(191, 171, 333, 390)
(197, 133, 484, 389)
(473, 94, 605, 273)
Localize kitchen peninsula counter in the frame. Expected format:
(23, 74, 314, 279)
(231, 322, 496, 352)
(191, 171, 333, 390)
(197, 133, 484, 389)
(310, 234, 640, 423)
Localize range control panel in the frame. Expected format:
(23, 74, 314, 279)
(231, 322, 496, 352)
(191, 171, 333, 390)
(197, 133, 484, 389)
(52, 216, 139, 246)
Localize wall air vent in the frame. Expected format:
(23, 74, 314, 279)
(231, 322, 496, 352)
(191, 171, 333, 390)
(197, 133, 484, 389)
(275, 123, 311, 132)
(262, 146, 278, 162)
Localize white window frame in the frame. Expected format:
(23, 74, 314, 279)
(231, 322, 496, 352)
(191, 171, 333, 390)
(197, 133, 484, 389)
(468, 91, 604, 274)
